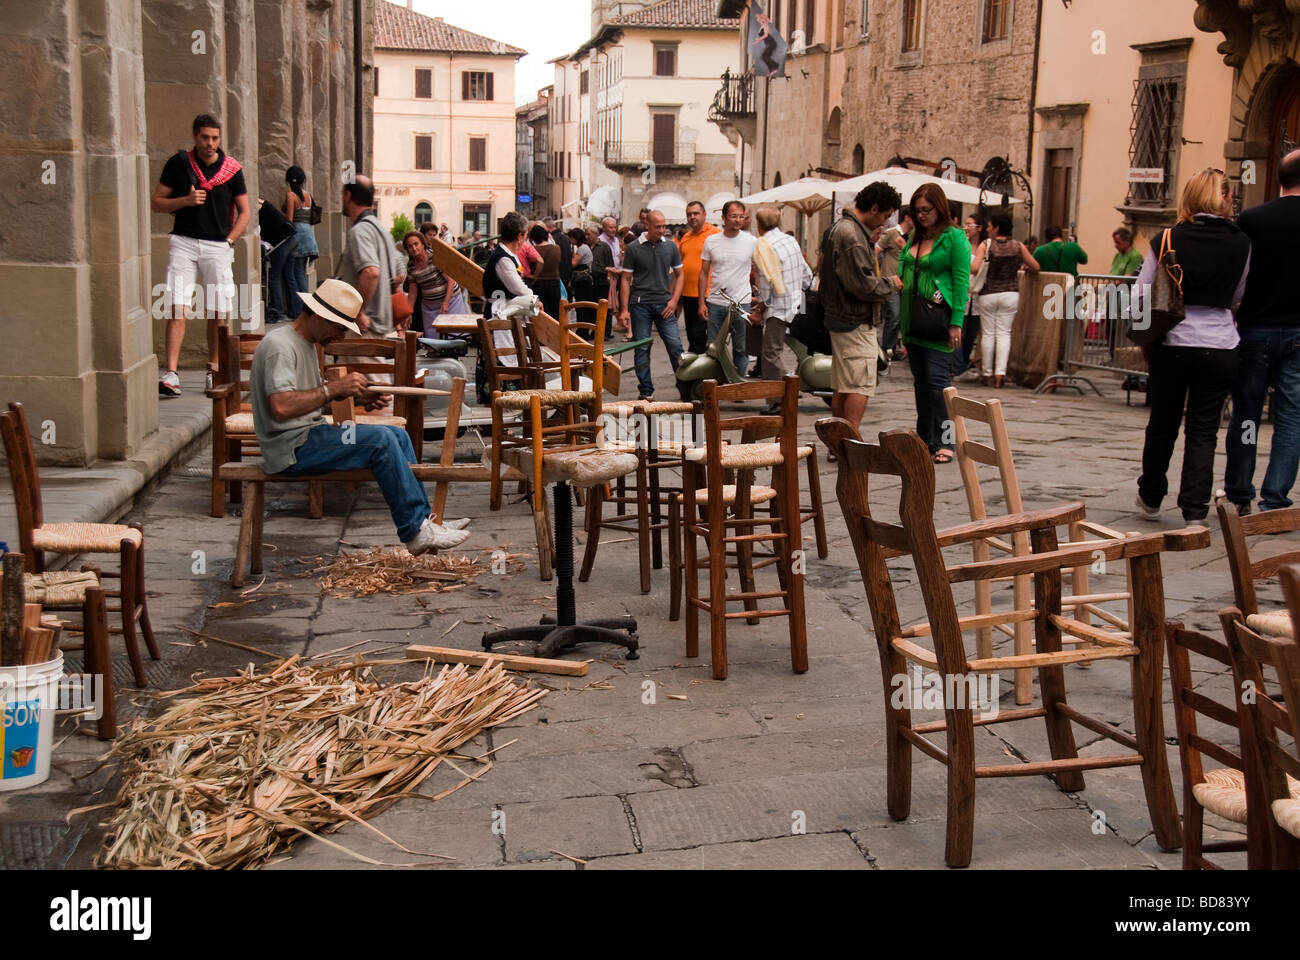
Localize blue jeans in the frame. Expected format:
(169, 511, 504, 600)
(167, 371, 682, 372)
(631, 301, 684, 396)
(1224, 326, 1300, 510)
(881, 292, 901, 355)
(284, 423, 429, 542)
(287, 256, 311, 319)
(907, 344, 953, 453)
(264, 235, 297, 323)
(706, 301, 749, 377)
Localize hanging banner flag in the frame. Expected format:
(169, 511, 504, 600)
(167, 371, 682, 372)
(748, 0, 788, 78)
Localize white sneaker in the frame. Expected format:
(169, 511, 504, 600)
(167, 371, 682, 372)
(159, 370, 182, 398)
(1134, 494, 1161, 521)
(441, 517, 472, 531)
(403, 518, 470, 555)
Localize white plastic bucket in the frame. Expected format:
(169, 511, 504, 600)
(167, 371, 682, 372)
(0, 653, 63, 791)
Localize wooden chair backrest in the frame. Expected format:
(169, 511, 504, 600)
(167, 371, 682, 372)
(317, 336, 410, 385)
(477, 315, 541, 393)
(555, 299, 608, 400)
(1221, 607, 1300, 845)
(217, 327, 263, 414)
(816, 419, 972, 675)
(1217, 502, 1300, 616)
(0, 403, 42, 561)
(700, 377, 800, 477)
(942, 387, 1025, 524)
(1164, 621, 1249, 794)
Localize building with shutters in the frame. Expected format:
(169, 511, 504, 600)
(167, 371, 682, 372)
(516, 88, 552, 220)
(550, 0, 743, 228)
(373, 0, 525, 238)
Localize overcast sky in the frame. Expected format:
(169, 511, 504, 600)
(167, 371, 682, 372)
(391, 0, 593, 105)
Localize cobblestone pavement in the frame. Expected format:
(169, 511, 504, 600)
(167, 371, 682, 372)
(5, 344, 1280, 870)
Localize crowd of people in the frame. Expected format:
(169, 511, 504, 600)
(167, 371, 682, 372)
(154, 112, 1300, 529)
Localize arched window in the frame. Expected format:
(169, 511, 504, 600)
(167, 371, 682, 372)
(852, 144, 865, 175)
(413, 202, 433, 226)
(825, 107, 842, 166)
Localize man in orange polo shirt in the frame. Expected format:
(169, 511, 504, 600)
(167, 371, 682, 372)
(677, 200, 721, 353)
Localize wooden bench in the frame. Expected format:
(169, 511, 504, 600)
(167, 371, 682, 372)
(219, 460, 523, 586)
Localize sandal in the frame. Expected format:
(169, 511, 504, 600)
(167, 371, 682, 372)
(933, 449, 955, 464)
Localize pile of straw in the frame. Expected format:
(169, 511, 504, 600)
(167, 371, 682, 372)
(302, 547, 523, 597)
(92, 655, 545, 869)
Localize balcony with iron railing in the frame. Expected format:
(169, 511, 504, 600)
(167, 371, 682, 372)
(707, 68, 755, 124)
(603, 140, 695, 169)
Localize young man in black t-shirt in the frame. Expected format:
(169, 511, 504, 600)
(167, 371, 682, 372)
(150, 113, 250, 397)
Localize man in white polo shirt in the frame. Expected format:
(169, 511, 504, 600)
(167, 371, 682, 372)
(698, 201, 758, 376)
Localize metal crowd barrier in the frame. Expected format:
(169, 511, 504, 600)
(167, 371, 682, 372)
(1034, 274, 1147, 398)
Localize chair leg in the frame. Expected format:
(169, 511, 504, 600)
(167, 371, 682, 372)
(944, 716, 978, 868)
(307, 480, 323, 520)
(530, 399, 545, 514)
(82, 587, 116, 739)
(648, 452, 664, 568)
(805, 448, 829, 560)
(579, 482, 602, 582)
(211, 435, 226, 518)
(707, 484, 729, 680)
(882, 646, 913, 822)
(781, 463, 808, 675)
(683, 463, 700, 657)
(735, 472, 759, 625)
(249, 482, 266, 577)
(1030, 530, 1085, 793)
(1182, 787, 1203, 870)
(134, 539, 159, 660)
(1128, 552, 1182, 851)
(118, 543, 148, 688)
(534, 502, 553, 581)
(490, 401, 504, 511)
(635, 458, 651, 594)
(228, 438, 243, 506)
(669, 494, 682, 622)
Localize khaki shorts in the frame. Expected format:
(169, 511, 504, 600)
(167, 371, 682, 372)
(829, 324, 879, 396)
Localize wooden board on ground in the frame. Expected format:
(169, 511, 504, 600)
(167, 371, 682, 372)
(405, 643, 591, 676)
(429, 236, 622, 394)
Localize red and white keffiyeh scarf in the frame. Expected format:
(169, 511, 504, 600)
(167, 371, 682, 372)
(186, 150, 242, 190)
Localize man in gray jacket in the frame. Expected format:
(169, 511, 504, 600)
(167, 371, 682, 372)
(818, 182, 903, 430)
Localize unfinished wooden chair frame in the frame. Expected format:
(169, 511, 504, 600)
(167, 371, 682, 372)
(1, 402, 159, 688)
(1165, 619, 1272, 869)
(207, 326, 265, 516)
(943, 387, 1134, 704)
(318, 331, 426, 459)
(816, 417, 1206, 867)
(1222, 593, 1300, 870)
(487, 300, 607, 580)
(680, 377, 808, 681)
(1218, 501, 1300, 617)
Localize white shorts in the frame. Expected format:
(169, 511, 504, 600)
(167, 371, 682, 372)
(166, 234, 235, 316)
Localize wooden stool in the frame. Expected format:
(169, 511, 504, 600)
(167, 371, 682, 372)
(680, 377, 807, 680)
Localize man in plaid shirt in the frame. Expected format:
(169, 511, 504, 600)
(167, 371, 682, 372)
(752, 207, 813, 404)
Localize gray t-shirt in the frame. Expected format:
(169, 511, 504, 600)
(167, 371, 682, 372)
(622, 236, 682, 304)
(250, 324, 325, 473)
(337, 211, 401, 335)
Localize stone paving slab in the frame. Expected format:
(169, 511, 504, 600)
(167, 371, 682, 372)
(585, 831, 872, 869)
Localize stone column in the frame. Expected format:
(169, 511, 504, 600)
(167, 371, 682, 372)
(0, 0, 158, 464)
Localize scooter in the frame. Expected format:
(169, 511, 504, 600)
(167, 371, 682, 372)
(674, 293, 751, 401)
(784, 299, 833, 405)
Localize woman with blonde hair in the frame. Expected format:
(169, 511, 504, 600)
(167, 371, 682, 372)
(1135, 167, 1251, 522)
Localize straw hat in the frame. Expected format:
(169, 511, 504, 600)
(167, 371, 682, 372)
(299, 278, 365, 335)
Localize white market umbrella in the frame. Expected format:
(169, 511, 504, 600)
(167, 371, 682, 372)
(738, 177, 835, 215)
(645, 192, 687, 222)
(705, 192, 736, 225)
(834, 167, 1022, 207)
(585, 185, 621, 221)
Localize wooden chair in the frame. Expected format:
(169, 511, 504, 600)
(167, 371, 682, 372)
(1165, 620, 1274, 869)
(1, 402, 159, 688)
(679, 376, 807, 681)
(1218, 501, 1300, 617)
(582, 398, 699, 594)
(816, 417, 1207, 867)
(944, 386, 1134, 704)
(1222, 595, 1300, 870)
(318, 331, 425, 460)
(207, 327, 262, 517)
(488, 301, 607, 579)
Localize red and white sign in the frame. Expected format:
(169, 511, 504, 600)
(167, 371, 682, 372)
(1127, 168, 1165, 184)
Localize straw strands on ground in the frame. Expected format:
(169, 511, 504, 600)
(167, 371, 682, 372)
(300, 547, 526, 597)
(90, 655, 545, 869)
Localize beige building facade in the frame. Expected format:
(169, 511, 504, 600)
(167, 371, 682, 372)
(373, 2, 524, 237)
(0, 0, 371, 465)
(1033, 0, 1237, 261)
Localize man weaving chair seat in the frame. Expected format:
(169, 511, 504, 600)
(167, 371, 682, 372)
(250, 278, 470, 554)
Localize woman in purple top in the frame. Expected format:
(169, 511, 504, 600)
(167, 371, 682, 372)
(1135, 168, 1252, 522)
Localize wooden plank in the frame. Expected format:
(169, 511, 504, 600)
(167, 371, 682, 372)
(405, 643, 591, 676)
(965, 644, 1137, 672)
(363, 383, 451, 397)
(1049, 614, 1132, 647)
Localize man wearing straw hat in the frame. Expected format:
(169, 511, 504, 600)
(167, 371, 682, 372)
(249, 278, 470, 554)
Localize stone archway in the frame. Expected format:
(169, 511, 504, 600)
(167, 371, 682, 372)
(1242, 59, 1300, 204)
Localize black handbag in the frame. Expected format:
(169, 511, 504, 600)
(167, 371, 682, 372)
(308, 197, 323, 226)
(1126, 228, 1184, 347)
(908, 234, 953, 342)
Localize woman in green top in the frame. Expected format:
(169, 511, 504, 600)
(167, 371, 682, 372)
(899, 183, 972, 463)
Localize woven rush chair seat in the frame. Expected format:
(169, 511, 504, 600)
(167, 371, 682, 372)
(224, 411, 256, 434)
(1247, 611, 1292, 638)
(500, 447, 636, 488)
(677, 483, 778, 506)
(683, 441, 813, 468)
(1274, 798, 1300, 839)
(32, 523, 143, 553)
(0, 569, 101, 609)
(494, 388, 595, 411)
(1192, 767, 1300, 824)
(605, 437, 701, 456)
(605, 400, 695, 416)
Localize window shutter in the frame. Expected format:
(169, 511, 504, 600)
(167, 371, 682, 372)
(415, 69, 431, 99)
(486, 73, 494, 101)
(415, 135, 432, 170)
(470, 138, 486, 172)
(461, 71, 469, 100)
